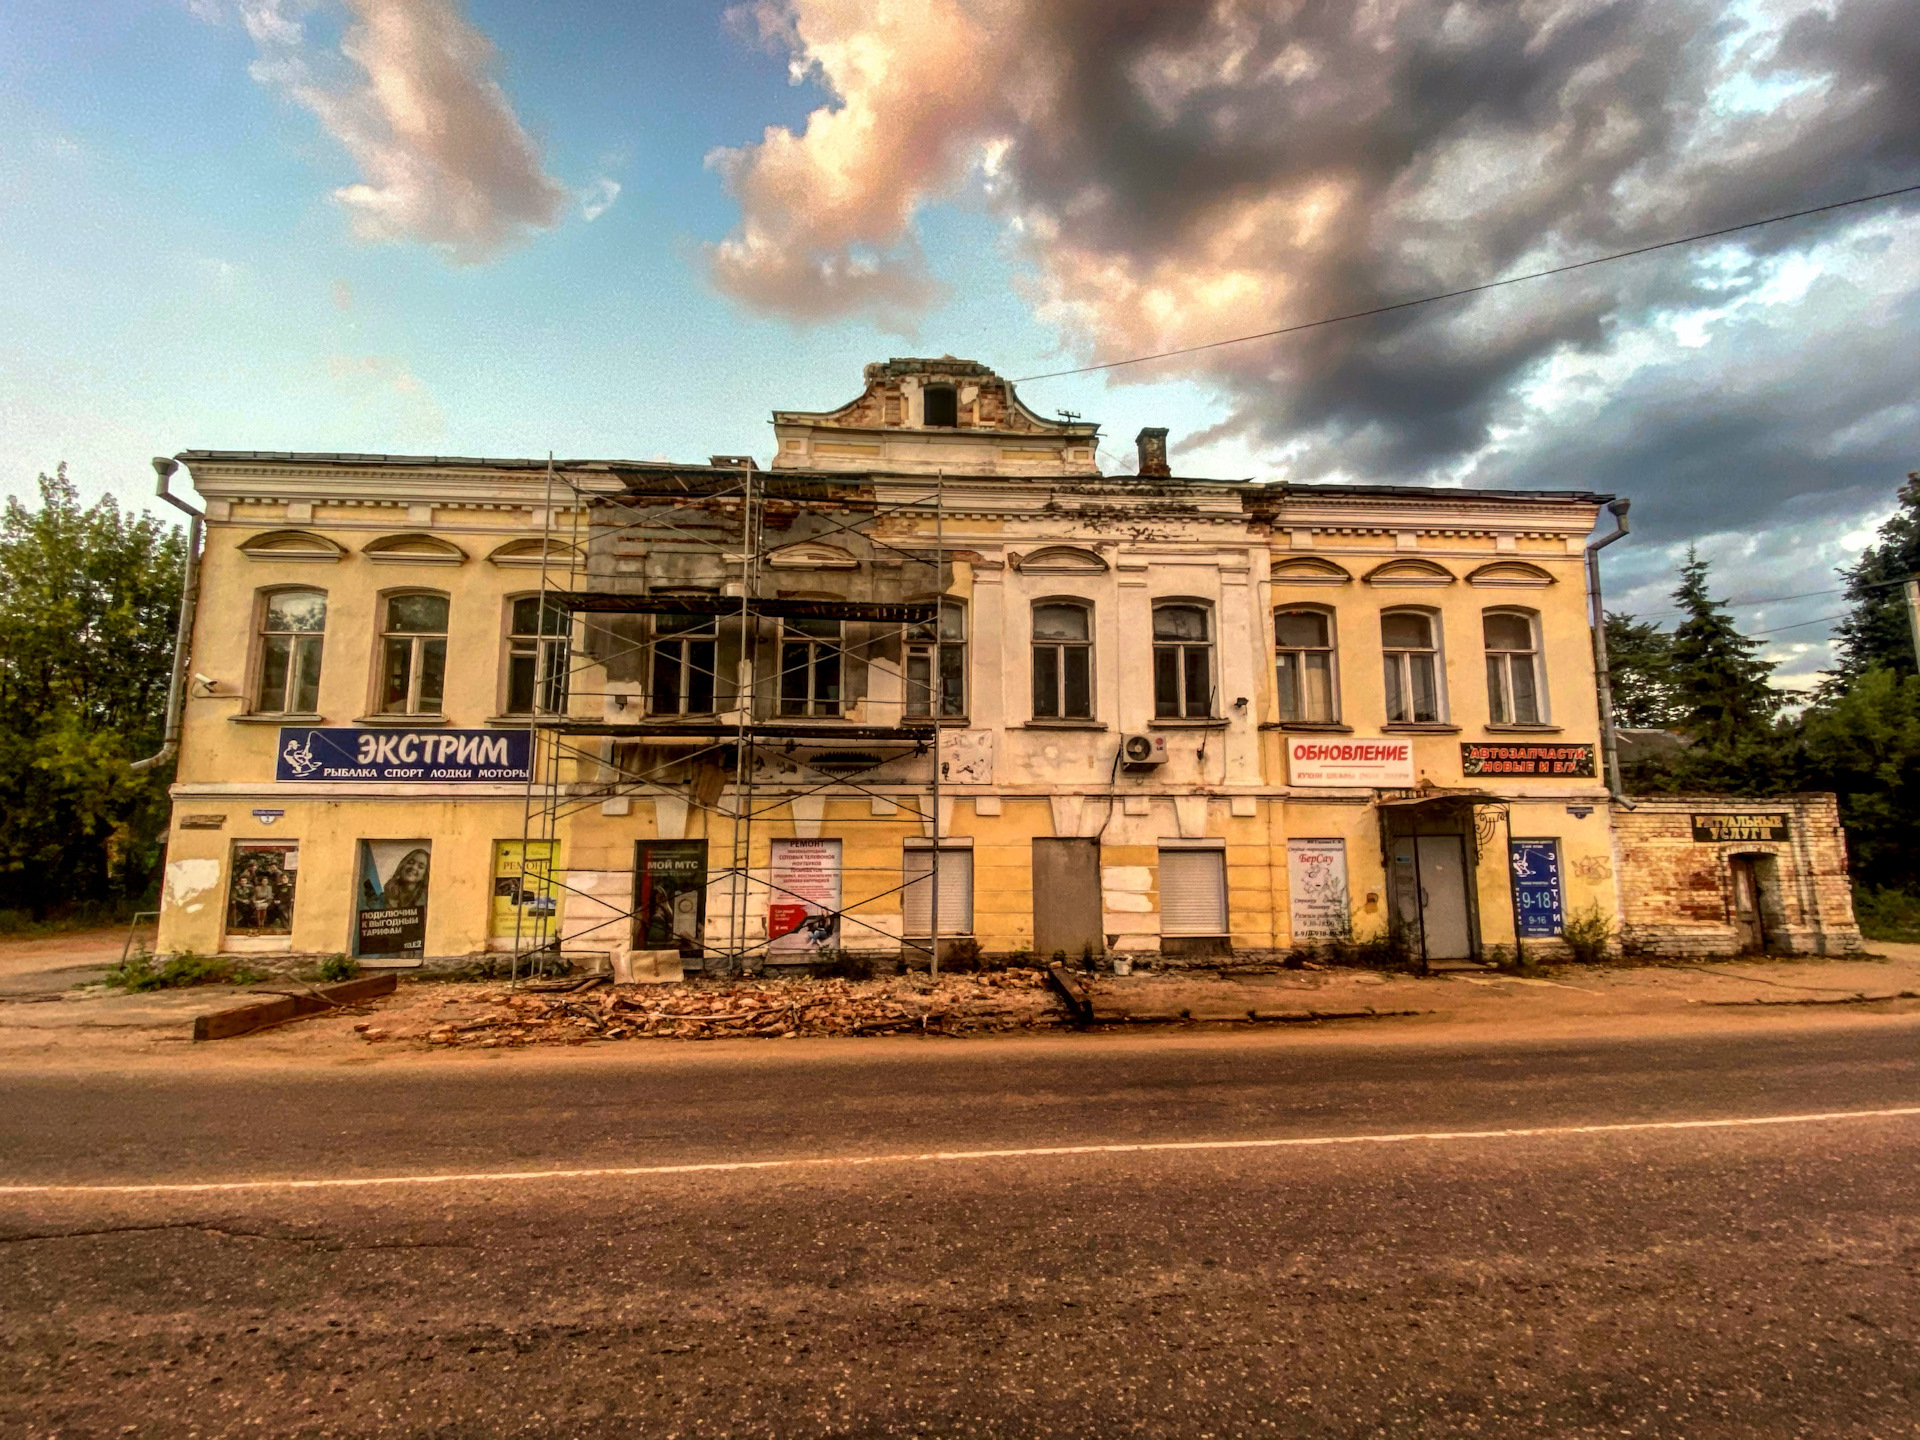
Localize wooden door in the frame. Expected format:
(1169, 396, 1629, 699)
(1033, 839, 1103, 962)
(1729, 857, 1764, 953)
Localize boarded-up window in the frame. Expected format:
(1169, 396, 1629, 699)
(903, 845, 973, 935)
(1158, 848, 1227, 935)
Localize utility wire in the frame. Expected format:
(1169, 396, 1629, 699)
(1632, 572, 1917, 624)
(1012, 184, 1920, 384)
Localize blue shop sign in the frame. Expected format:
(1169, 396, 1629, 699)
(276, 727, 532, 783)
(1509, 839, 1564, 938)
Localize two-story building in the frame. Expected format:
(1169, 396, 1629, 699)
(155, 357, 1630, 970)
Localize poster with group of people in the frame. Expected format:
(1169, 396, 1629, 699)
(226, 843, 299, 936)
(356, 840, 432, 960)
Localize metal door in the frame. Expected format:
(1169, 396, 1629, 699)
(1033, 838, 1103, 961)
(1729, 857, 1764, 953)
(1390, 834, 1474, 962)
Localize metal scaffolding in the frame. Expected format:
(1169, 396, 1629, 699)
(506, 460, 951, 981)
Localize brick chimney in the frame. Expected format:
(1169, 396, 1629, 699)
(1135, 427, 1171, 477)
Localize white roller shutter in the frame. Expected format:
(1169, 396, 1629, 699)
(903, 846, 973, 935)
(1158, 848, 1227, 935)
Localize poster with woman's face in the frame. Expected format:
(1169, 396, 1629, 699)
(226, 843, 298, 936)
(356, 839, 431, 960)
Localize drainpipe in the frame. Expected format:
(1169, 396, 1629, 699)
(131, 457, 204, 773)
(1585, 497, 1632, 808)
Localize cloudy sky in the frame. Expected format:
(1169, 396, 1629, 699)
(2, 0, 1914, 687)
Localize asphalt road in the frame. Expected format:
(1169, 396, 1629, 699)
(3, 1023, 1915, 1438)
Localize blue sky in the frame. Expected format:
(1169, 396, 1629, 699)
(2, 1, 1914, 686)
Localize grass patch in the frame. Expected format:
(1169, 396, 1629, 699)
(1855, 887, 1920, 943)
(102, 951, 266, 992)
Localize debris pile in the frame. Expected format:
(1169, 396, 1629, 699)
(416, 970, 1066, 1047)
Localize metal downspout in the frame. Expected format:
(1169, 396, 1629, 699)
(131, 457, 203, 773)
(1585, 497, 1632, 809)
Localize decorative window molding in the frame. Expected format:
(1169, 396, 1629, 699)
(1466, 560, 1555, 587)
(362, 533, 468, 566)
(1012, 545, 1108, 575)
(488, 537, 583, 569)
(767, 541, 860, 570)
(1363, 558, 1456, 587)
(1270, 556, 1351, 586)
(237, 529, 346, 564)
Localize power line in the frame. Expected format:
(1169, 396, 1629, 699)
(1633, 572, 1917, 624)
(1012, 183, 1920, 384)
(1750, 612, 1850, 637)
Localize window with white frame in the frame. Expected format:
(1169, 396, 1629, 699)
(779, 616, 842, 717)
(906, 600, 966, 718)
(1032, 601, 1093, 719)
(505, 596, 570, 715)
(1274, 608, 1337, 722)
(650, 610, 717, 716)
(1152, 603, 1214, 718)
(1158, 847, 1227, 935)
(255, 588, 326, 714)
(1484, 610, 1545, 724)
(379, 593, 448, 715)
(902, 843, 973, 935)
(1381, 610, 1443, 723)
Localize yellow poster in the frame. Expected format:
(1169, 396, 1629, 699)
(491, 840, 561, 941)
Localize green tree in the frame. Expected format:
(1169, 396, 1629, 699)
(1667, 548, 1782, 749)
(1799, 667, 1920, 890)
(1603, 611, 1680, 729)
(0, 466, 183, 914)
(1828, 472, 1920, 685)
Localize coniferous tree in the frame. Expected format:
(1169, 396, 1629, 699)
(1667, 547, 1783, 750)
(1828, 472, 1920, 685)
(1603, 611, 1680, 729)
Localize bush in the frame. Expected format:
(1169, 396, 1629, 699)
(316, 954, 360, 983)
(1854, 886, 1920, 943)
(1561, 904, 1614, 965)
(1321, 922, 1419, 972)
(103, 951, 265, 992)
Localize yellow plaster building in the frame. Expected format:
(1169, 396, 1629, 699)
(155, 359, 1620, 971)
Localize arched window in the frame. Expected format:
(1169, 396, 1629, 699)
(907, 600, 966, 719)
(1153, 603, 1213, 719)
(923, 385, 958, 427)
(780, 616, 842, 717)
(255, 588, 326, 714)
(1381, 610, 1443, 723)
(1274, 608, 1337, 722)
(1484, 610, 1545, 724)
(650, 608, 717, 716)
(379, 592, 449, 715)
(505, 596, 570, 715)
(1032, 601, 1093, 719)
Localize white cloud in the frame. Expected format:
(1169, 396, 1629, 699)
(232, 0, 567, 263)
(580, 176, 621, 222)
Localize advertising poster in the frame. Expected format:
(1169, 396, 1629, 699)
(356, 839, 432, 960)
(768, 838, 841, 953)
(491, 840, 560, 941)
(1285, 838, 1349, 939)
(1509, 839, 1565, 939)
(1287, 736, 1415, 787)
(1461, 742, 1596, 778)
(634, 840, 707, 957)
(226, 843, 298, 936)
(278, 728, 531, 783)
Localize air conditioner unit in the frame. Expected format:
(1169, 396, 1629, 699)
(1121, 733, 1168, 768)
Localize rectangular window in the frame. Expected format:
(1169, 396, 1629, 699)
(255, 589, 326, 714)
(1032, 603, 1093, 719)
(779, 617, 842, 717)
(903, 844, 973, 935)
(650, 611, 718, 715)
(1152, 605, 1213, 718)
(380, 594, 449, 715)
(1274, 609, 1336, 722)
(1382, 611, 1441, 723)
(506, 597, 570, 715)
(906, 601, 966, 718)
(1484, 611, 1543, 725)
(1158, 847, 1227, 935)
(226, 842, 298, 937)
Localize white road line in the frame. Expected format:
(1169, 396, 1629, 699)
(3, 1107, 1915, 1198)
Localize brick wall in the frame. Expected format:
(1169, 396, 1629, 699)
(1611, 794, 1861, 957)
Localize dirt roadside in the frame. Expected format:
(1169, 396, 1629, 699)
(0, 929, 1915, 1073)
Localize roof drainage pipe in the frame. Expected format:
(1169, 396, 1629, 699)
(131, 457, 204, 773)
(1585, 497, 1633, 808)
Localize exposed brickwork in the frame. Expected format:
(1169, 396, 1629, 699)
(1611, 794, 1862, 957)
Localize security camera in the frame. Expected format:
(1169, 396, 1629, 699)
(193, 673, 217, 691)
